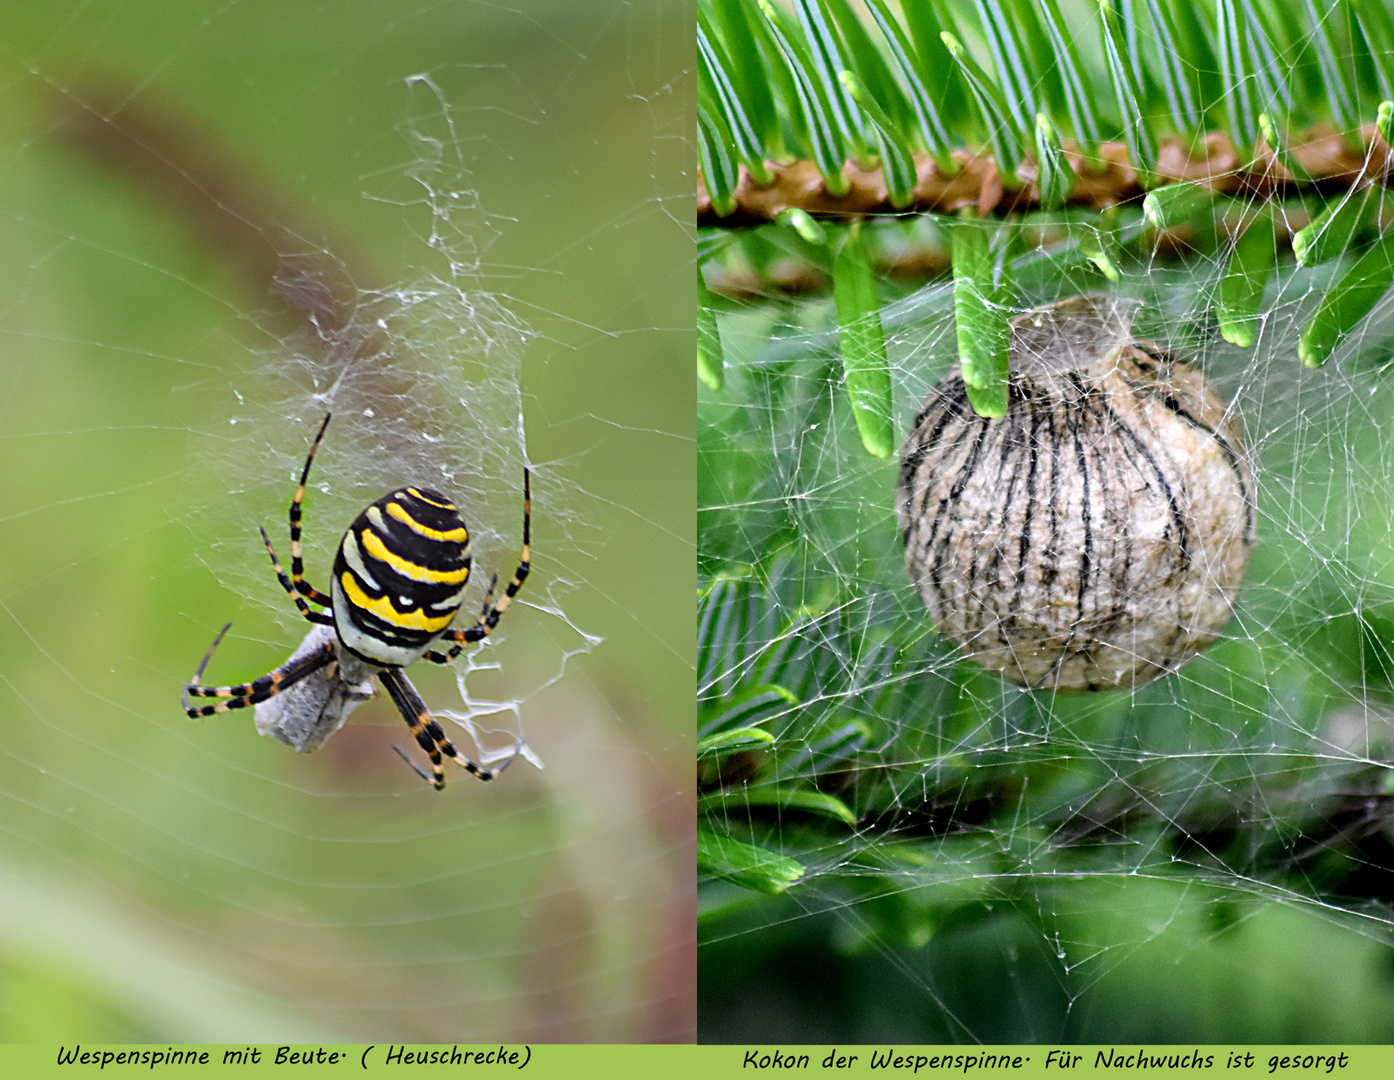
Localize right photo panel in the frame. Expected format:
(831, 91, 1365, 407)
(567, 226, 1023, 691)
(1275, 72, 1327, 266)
(698, 0, 1394, 1043)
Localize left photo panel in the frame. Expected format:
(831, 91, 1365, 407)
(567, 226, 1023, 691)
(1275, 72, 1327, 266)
(0, 0, 693, 1043)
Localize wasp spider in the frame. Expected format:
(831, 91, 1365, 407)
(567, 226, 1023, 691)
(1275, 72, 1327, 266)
(182, 412, 530, 789)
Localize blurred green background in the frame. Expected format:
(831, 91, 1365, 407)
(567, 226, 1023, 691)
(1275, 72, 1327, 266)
(0, 0, 692, 1043)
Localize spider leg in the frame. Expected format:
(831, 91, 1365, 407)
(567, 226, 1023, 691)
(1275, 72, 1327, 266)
(182, 622, 337, 717)
(392, 744, 435, 785)
(378, 666, 497, 790)
(260, 525, 334, 626)
(425, 467, 531, 664)
(424, 573, 497, 664)
(287, 411, 334, 607)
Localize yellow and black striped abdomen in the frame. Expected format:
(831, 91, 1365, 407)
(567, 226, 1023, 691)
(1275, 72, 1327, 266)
(331, 486, 472, 667)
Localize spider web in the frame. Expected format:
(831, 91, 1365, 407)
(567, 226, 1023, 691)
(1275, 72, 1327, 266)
(698, 36, 1394, 1049)
(0, 0, 693, 1044)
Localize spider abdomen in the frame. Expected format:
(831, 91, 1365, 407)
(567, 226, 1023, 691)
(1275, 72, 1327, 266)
(332, 485, 473, 667)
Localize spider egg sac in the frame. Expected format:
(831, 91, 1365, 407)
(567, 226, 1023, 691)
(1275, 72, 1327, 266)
(896, 293, 1256, 692)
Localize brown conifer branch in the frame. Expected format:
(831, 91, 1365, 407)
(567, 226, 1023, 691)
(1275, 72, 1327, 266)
(699, 126, 1394, 227)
